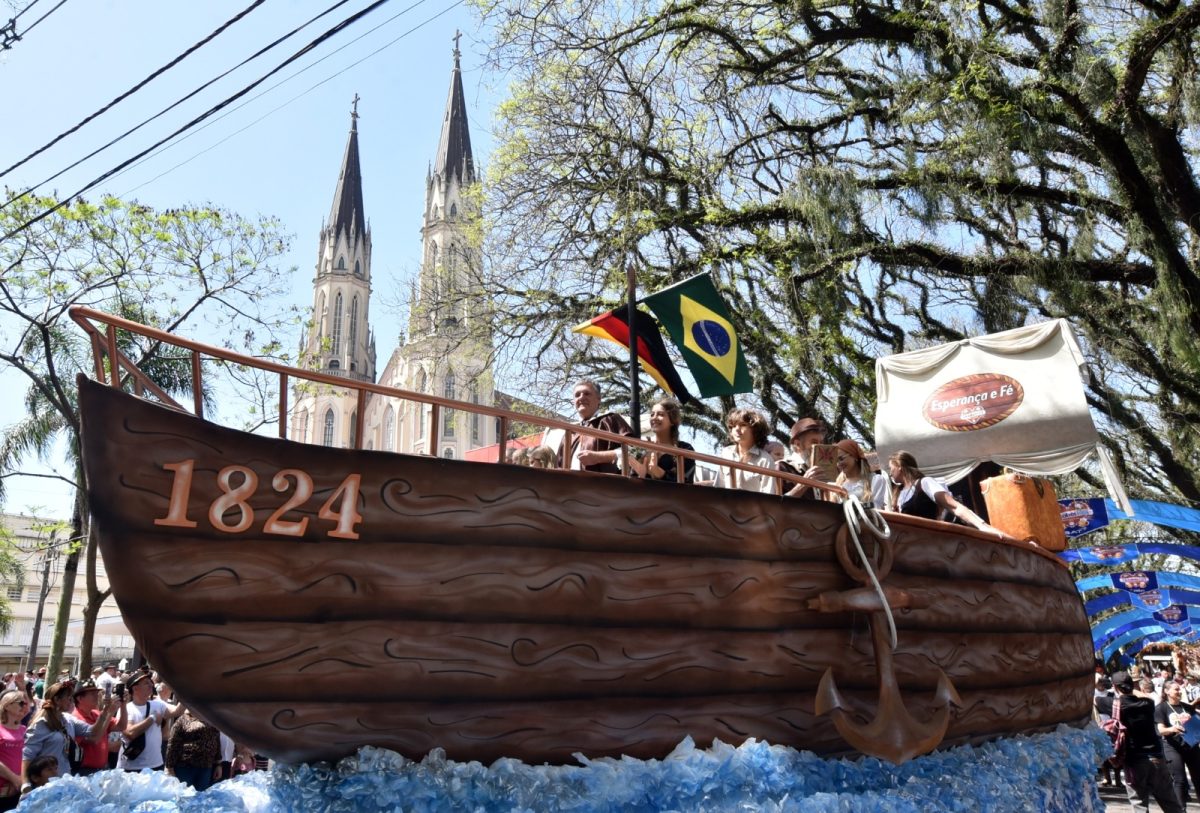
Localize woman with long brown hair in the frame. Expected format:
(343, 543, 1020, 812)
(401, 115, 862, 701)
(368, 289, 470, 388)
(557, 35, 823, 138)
(628, 398, 695, 484)
(886, 451, 1002, 536)
(20, 680, 117, 788)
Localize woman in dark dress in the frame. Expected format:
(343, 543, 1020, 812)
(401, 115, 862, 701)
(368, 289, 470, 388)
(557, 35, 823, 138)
(628, 398, 695, 484)
(1156, 681, 1200, 805)
(885, 451, 1003, 535)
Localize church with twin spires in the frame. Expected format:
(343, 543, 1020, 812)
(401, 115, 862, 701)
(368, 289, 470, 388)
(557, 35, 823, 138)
(289, 45, 497, 457)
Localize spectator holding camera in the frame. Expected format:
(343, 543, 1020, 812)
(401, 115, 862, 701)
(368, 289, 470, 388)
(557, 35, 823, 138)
(22, 679, 118, 787)
(71, 679, 126, 776)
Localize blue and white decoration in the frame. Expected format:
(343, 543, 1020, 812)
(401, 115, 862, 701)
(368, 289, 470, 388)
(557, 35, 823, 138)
(18, 726, 1108, 813)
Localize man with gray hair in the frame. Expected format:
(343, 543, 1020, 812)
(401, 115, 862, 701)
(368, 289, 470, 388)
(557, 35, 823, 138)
(559, 379, 633, 474)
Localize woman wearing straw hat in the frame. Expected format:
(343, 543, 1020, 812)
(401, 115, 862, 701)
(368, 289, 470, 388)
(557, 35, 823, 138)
(20, 679, 118, 789)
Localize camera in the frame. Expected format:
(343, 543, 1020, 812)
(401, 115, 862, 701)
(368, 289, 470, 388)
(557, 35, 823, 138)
(114, 682, 125, 700)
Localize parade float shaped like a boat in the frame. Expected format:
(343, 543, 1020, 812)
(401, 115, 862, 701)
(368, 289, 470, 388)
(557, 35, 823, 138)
(70, 307, 1096, 767)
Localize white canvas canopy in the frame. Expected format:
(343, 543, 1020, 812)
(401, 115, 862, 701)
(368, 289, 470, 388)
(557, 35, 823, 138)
(873, 319, 1132, 513)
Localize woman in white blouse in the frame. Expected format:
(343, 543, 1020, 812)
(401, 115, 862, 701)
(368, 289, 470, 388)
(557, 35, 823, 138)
(714, 408, 778, 494)
(831, 439, 887, 507)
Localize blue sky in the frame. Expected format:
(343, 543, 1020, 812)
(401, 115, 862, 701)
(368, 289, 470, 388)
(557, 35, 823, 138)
(0, 0, 499, 516)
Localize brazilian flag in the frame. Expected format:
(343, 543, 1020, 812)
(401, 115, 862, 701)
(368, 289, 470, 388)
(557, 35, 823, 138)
(641, 273, 753, 397)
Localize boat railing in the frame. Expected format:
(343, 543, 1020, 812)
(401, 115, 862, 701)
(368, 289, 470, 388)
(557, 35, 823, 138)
(68, 306, 844, 499)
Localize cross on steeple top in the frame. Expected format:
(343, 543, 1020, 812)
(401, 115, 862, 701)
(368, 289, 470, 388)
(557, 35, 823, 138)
(351, 93, 361, 122)
(453, 29, 461, 59)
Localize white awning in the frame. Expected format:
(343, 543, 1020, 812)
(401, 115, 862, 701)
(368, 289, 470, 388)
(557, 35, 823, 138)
(873, 318, 1131, 513)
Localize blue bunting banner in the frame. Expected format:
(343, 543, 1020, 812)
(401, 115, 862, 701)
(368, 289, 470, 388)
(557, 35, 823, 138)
(1127, 589, 1171, 612)
(1062, 544, 1139, 566)
(1058, 498, 1109, 538)
(1112, 571, 1159, 593)
(1153, 604, 1189, 626)
(1106, 499, 1200, 533)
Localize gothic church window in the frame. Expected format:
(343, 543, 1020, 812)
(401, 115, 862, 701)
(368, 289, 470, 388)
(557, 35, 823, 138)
(383, 406, 395, 452)
(354, 260, 361, 276)
(317, 293, 326, 338)
(332, 292, 344, 357)
(416, 369, 427, 440)
(323, 409, 335, 447)
(337, 256, 346, 270)
(442, 448, 455, 459)
(450, 203, 457, 217)
(444, 373, 456, 438)
(470, 385, 480, 445)
(298, 409, 308, 443)
(350, 411, 358, 448)
(349, 296, 359, 366)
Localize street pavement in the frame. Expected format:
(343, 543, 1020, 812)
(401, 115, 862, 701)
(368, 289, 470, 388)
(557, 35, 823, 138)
(1098, 780, 1200, 811)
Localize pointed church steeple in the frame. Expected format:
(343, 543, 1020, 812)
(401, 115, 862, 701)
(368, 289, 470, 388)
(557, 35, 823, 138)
(302, 96, 374, 383)
(433, 37, 474, 186)
(328, 94, 367, 239)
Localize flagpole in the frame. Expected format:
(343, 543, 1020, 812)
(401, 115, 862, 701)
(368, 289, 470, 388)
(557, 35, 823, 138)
(626, 263, 640, 438)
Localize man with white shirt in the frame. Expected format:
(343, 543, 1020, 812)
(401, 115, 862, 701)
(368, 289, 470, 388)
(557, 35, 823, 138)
(117, 669, 182, 772)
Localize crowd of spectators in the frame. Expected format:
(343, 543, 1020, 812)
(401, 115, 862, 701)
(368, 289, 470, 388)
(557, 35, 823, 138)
(0, 664, 260, 805)
(1095, 664, 1200, 812)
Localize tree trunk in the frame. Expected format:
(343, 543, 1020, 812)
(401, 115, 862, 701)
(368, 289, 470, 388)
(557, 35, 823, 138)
(78, 523, 107, 677)
(45, 487, 85, 681)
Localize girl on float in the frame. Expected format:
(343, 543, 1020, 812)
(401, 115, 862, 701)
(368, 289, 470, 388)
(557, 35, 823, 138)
(628, 398, 695, 484)
(831, 439, 887, 508)
(885, 451, 1005, 537)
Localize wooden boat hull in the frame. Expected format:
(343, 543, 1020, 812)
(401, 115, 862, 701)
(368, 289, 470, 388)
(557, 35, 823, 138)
(77, 378, 1094, 764)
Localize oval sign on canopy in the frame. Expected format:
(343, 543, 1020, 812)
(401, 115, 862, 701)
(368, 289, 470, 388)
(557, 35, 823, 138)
(922, 373, 1024, 432)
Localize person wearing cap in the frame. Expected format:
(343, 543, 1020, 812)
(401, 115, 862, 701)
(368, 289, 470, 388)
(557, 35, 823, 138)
(779, 417, 827, 498)
(70, 679, 126, 776)
(117, 669, 181, 772)
(830, 439, 887, 508)
(20, 679, 119, 789)
(1097, 670, 1185, 813)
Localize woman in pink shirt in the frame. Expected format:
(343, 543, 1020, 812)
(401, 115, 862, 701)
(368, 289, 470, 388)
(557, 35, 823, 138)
(0, 689, 28, 810)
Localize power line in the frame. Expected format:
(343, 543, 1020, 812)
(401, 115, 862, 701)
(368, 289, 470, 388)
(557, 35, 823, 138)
(15, 0, 68, 38)
(1, 0, 398, 243)
(119, 0, 462, 195)
(1, 0, 43, 49)
(0, 0, 358, 212)
(0, 0, 269, 181)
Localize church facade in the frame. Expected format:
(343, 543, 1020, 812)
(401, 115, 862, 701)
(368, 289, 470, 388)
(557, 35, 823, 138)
(290, 48, 496, 457)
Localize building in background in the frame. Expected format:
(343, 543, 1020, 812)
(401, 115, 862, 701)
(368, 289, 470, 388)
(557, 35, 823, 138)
(0, 513, 134, 673)
(292, 46, 497, 457)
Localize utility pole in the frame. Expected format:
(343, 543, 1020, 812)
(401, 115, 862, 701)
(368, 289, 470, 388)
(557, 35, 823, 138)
(23, 531, 56, 674)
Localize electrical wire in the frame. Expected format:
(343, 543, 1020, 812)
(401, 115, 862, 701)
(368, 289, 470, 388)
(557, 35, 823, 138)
(0, 0, 358, 212)
(0, 0, 269, 181)
(1, 0, 397, 243)
(15, 0, 68, 37)
(119, 0, 462, 195)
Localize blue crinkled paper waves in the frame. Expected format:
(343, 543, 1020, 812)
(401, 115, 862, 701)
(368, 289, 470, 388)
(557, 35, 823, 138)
(17, 725, 1109, 812)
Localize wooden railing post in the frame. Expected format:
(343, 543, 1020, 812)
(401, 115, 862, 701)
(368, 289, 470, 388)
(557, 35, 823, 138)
(279, 373, 288, 439)
(429, 405, 440, 454)
(497, 417, 509, 464)
(192, 351, 204, 418)
(106, 325, 119, 389)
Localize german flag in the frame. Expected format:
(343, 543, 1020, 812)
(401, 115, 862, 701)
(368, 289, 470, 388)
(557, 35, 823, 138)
(572, 305, 694, 405)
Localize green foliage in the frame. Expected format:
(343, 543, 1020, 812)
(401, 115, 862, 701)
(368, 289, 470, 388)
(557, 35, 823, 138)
(476, 0, 1200, 515)
(0, 192, 295, 672)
